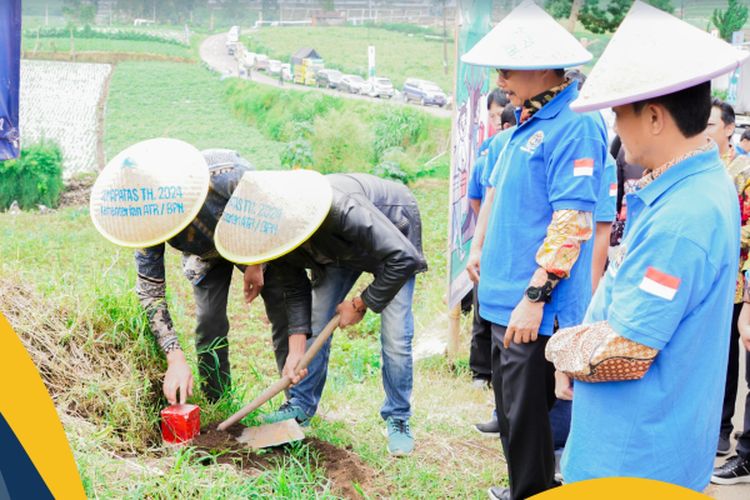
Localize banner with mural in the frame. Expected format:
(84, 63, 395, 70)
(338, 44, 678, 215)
(447, 0, 493, 309)
(0, 0, 21, 160)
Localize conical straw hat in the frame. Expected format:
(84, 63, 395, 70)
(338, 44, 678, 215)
(214, 170, 333, 265)
(461, 0, 592, 69)
(571, 1, 750, 112)
(90, 138, 209, 248)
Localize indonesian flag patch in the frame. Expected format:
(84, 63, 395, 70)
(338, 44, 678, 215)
(639, 267, 681, 301)
(573, 158, 594, 176)
(609, 183, 617, 197)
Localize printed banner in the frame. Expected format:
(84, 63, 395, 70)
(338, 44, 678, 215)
(0, 0, 21, 160)
(447, 0, 493, 309)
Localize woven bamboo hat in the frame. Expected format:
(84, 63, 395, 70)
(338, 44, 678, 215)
(460, 0, 592, 69)
(214, 170, 333, 264)
(90, 138, 209, 248)
(571, 1, 749, 112)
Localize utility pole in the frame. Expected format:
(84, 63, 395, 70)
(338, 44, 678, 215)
(443, 0, 448, 74)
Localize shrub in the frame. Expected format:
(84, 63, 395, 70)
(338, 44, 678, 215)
(280, 138, 314, 169)
(372, 107, 427, 163)
(0, 141, 64, 210)
(311, 109, 373, 173)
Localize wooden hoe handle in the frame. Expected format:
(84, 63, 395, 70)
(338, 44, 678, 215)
(217, 314, 340, 431)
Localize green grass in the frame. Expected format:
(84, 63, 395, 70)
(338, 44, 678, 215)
(243, 26, 455, 93)
(21, 32, 200, 60)
(104, 62, 285, 167)
(5, 14, 504, 497)
(0, 176, 503, 498)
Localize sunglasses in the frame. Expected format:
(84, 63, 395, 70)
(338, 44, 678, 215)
(496, 69, 512, 79)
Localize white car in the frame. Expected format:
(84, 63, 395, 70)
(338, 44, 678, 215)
(364, 77, 395, 98)
(254, 54, 269, 71)
(268, 59, 282, 75)
(226, 25, 240, 56)
(339, 74, 366, 94)
(281, 63, 292, 81)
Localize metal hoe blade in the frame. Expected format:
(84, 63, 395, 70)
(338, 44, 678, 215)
(235, 420, 305, 449)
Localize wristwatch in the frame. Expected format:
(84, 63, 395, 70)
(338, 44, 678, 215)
(524, 272, 560, 303)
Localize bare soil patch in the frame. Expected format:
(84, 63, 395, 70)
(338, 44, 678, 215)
(193, 423, 379, 499)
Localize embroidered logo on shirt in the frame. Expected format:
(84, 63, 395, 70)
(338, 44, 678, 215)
(609, 183, 617, 197)
(639, 267, 681, 301)
(520, 131, 544, 153)
(573, 158, 594, 177)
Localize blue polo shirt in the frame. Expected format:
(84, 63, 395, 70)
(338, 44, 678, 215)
(594, 153, 617, 223)
(562, 147, 740, 491)
(478, 83, 608, 333)
(468, 137, 492, 203)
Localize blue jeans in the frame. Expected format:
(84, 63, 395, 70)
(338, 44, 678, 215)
(288, 267, 415, 421)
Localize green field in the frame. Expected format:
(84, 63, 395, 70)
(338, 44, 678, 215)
(4, 19, 502, 497)
(243, 26, 455, 93)
(104, 61, 285, 168)
(22, 35, 198, 59)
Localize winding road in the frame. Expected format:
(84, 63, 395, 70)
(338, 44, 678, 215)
(199, 33, 452, 119)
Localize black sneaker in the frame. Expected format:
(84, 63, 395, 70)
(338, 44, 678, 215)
(487, 487, 510, 500)
(475, 417, 500, 435)
(717, 434, 731, 456)
(711, 455, 750, 485)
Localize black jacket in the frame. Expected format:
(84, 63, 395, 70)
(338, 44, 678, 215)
(262, 173, 427, 336)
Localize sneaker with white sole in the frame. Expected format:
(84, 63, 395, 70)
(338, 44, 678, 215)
(487, 486, 510, 500)
(711, 454, 750, 485)
(261, 401, 311, 427)
(384, 417, 414, 456)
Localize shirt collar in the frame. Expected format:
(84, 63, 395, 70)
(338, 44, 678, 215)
(635, 146, 722, 207)
(516, 81, 577, 125)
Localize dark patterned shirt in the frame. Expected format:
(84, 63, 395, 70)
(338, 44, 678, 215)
(134, 149, 252, 353)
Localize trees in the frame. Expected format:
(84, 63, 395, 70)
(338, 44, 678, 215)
(62, 0, 98, 25)
(711, 0, 749, 42)
(544, 0, 674, 34)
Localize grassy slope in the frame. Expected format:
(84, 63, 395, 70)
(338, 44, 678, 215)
(104, 61, 284, 168)
(243, 26, 455, 93)
(5, 34, 501, 498)
(22, 35, 197, 59)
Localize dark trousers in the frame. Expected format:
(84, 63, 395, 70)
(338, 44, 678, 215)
(469, 285, 492, 381)
(491, 323, 556, 500)
(193, 260, 233, 402)
(721, 303, 750, 458)
(721, 303, 745, 439)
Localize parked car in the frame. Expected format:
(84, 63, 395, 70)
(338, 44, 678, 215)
(363, 77, 395, 98)
(281, 63, 293, 81)
(316, 69, 343, 89)
(268, 59, 282, 75)
(254, 54, 269, 72)
(338, 74, 367, 94)
(403, 78, 448, 107)
(226, 25, 240, 56)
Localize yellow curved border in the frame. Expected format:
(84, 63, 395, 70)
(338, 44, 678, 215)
(532, 477, 709, 499)
(214, 173, 334, 265)
(0, 312, 86, 499)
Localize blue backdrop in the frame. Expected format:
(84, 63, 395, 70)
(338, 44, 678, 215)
(0, 0, 22, 160)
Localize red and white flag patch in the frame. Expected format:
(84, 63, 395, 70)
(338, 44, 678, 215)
(573, 158, 594, 177)
(609, 183, 617, 197)
(639, 267, 681, 301)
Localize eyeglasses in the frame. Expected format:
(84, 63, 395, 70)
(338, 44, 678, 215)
(496, 69, 512, 79)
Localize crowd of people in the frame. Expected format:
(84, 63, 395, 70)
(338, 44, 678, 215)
(87, 0, 750, 498)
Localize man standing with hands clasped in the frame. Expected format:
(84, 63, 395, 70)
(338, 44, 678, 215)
(461, 2, 608, 499)
(546, 1, 747, 491)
